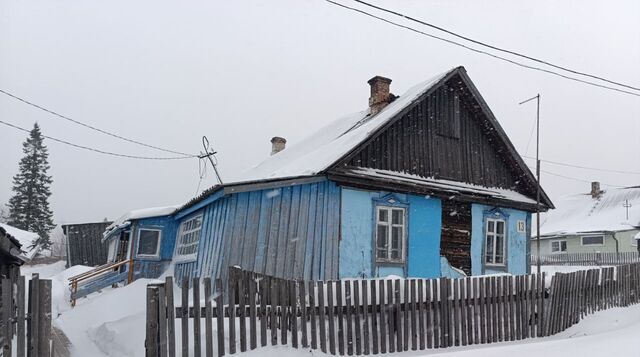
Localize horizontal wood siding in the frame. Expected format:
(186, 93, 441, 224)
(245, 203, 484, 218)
(174, 181, 341, 285)
(341, 76, 534, 198)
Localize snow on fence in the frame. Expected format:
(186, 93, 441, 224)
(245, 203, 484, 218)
(533, 252, 640, 266)
(145, 263, 640, 357)
(0, 274, 53, 357)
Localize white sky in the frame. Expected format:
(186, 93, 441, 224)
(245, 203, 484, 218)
(1, 0, 639, 224)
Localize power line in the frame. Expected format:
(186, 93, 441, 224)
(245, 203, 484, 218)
(352, 0, 640, 92)
(324, 0, 640, 97)
(522, 155, 640, 175)
(0, 89, 198, 157)
(540, 168, 625, 188)
(0, 119, 192, 160)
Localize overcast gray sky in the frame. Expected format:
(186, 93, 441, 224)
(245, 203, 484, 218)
(1, 0, 639, 224)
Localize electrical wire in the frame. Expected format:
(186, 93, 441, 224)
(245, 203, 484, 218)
(0, 119, 192, 160)
(0, 89, 198, 157)
(324, 0, 640, 97)
(540, 169, 625, 188)
(352, 0, 640, 92)
(522, 156, 640, 175)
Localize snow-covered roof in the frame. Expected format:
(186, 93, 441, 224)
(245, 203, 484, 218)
(227, 68, 455, 183)
(103, 205, 180, 240)
(0, 223, 41, 259)
(540, 186, 640, 236)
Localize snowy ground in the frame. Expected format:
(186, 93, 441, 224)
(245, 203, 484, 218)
(20, 263, 640, 357)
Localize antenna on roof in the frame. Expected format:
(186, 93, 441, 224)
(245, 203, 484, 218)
(199, 136, 223, 185)
(623, 199, 632, 220)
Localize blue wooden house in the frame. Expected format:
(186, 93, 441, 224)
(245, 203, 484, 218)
(86, 66, 553, 296)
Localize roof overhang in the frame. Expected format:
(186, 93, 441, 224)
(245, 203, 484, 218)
(329, 168, 547, 213)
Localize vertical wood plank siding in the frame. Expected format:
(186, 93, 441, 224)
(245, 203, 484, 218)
(174, 181, 341, 284)
(342, 77, 532, 197)
(63, 222, 112, 267)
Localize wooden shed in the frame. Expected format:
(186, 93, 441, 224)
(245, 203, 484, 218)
(63, 221, 113, 267)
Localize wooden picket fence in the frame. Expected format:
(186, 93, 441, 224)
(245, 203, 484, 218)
(145, 263, 640, 357)
(0, 274, 53, 357)
(533, 252, 640, 266)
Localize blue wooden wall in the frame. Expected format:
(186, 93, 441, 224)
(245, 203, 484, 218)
(174, 180, 341, 283)
(470, 204, 530, 275)
(339, 188, 442, 279)
(131, 215, 178, 279)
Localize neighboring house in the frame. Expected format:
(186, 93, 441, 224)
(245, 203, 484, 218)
(63, 221, 113, 267)
(0, 223, 43, 261)
(0, 225, 25, 277)
(104, 66, 552, 288)
(538, 183, 640, 254)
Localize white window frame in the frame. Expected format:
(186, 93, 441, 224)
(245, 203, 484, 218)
(485, 218, 506, 266)
(550, 240, 567, 254)
(375, 206, 407, 264)
(136, 228, 162, 259)
(174, 214, 204, 263)
(581, 235, 604, 246)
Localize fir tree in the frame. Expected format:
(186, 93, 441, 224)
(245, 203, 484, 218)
(7, 123, 55, 250)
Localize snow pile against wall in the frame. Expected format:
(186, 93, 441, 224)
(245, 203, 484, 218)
(540, 186, 640, 236)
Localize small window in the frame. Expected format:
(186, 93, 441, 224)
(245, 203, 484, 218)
(175, 214, 203, 262)
(551, 240, 567, 253)
(581, 235, 604, 246)
(375, 206, 406, 264)
(137, 229, 161, 257)
(485, 218, 506, 266)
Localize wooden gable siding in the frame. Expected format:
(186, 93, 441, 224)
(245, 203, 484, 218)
(174, 180, 341, 284)
(440, 200, 472, 275)
(338, 78, 532, 198)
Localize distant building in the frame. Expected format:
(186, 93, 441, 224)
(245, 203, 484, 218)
(538, 183, 640, 254)
(63, 221, 113, 267)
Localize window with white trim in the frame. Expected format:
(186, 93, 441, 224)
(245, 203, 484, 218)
(581, 235, 604, 246)
(375, 206, 406, 263)
(137, 229, 161, 257)
(551, 240, 567, 253)
(175, 214, 203, 261)
(485, 218, 506, 265)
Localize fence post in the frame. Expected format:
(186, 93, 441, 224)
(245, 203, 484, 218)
(1, 278, 12, 357)
(146, 285, 160, 357)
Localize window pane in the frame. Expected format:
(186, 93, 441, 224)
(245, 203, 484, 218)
(392, 209, 403, 225)
(392, 227, 402, 250)
(582, 236, 603, 245)
(561, 241, 567, 251)
(496, 235, 504, 260)
(377, 225, 388, 250)
(486, 235, 494, 259)
(496, 221, 504, 235)
(391, 249, 400, 260)
(487, 220, 495, 233)
(377, 249, 388, 259)
(495, 254, 503, 264)
(378, 209, 388, 223)
(138, 230, 159, 256)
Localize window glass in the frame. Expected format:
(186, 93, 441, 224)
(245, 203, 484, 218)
(137, 229, 160, 256)
(485, 218, 506, 266)
(376, 206, 406, 263)
(175, 214, 203, 261)
(582, 236, 604, 246)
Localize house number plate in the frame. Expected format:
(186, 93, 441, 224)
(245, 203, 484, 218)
(517, 220, 526, 233)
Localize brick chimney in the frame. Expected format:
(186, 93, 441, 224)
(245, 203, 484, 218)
(270, 136, 286, 155)
(368, 76, 393, 116)
(591, 181, 602, 198)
